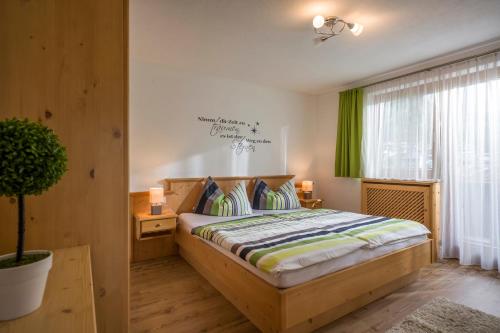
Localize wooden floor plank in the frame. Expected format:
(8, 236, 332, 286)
(130, 256, 500, 333)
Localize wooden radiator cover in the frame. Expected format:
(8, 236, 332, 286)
(361, 179, 440, 262)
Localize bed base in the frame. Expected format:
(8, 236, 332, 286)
(176, 229, 431, 333)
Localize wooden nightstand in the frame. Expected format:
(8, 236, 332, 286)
(132, 209, 178, 262)
(135, 210, 177, 240)
(300, 198, 323, 209)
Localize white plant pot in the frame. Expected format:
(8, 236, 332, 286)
(0, 250, 53, 320)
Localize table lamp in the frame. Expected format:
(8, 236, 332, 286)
(149, 187, 165, 215)
(302, 180, 313, 199)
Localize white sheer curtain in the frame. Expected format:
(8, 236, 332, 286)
(362, 52, 500, 271)
(440, 54, 500, 269)
(362, 72, 439, 180)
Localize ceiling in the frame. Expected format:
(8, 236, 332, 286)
(130, 0, 500, 94)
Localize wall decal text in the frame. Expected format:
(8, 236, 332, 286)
(197, 116, 272, 155)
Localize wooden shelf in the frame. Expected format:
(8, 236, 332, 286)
(134, 209, 177, 241)
(0, 245, 96, 333)
(134, 210, 177, 222)
(362, 178, 440, 185)
(139, 229, 174, 240)
(132, 208, 178, 261)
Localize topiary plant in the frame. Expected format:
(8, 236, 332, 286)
(0, 118, 67, 265)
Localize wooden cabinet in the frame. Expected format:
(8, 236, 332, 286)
(141, 218, 175, 234)
(300, 198, 323, 209)
(135, 212, 177, 240)
(361, 178, 440, 262)
(132, 210, 178, 261)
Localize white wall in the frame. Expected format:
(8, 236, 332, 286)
(129, 60, 362, 210)
(314, 90, 361, 212)
(129, 61, 362, 210)
(130, 61, 317, 192)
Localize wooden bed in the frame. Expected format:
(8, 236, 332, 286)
(162, 175, 432, 333)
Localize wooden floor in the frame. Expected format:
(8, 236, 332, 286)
(130, 256, 500, 333)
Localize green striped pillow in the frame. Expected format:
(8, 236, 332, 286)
(251, 178, 301, 210)
(194, 177, 253, 216)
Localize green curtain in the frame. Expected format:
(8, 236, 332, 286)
(335, 88, 363, 178)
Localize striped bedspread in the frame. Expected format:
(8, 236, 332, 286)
(191, 209, 430, 275)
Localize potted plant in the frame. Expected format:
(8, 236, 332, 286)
(0, 118, 67, 320)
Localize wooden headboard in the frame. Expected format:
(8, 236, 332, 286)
(162, 175, 294, 214)
(130, 175, 295, 216)
(128, 175, 295, 262)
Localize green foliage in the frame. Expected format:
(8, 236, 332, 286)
(0, 253, 50, 269)
(0, 118, 68, 196)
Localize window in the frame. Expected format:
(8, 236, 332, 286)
(362, 52, 500, 271)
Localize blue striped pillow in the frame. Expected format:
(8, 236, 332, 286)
(194, 177, 253, 216)
(251, 178, 301, 210)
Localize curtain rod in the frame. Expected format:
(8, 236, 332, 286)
(359, 48, 500, 89)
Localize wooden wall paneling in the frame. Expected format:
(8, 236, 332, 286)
(0, 1, 129, 332)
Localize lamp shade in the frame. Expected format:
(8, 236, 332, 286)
(312, 15, 325, 29)
(149, 187, 165, 204)
(302, 180, 313, 192)
(349, 22, 364, 36)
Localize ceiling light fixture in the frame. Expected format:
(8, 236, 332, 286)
(312, 15, 363, 42)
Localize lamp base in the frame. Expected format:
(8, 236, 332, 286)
(303, 192, 312, 199)
(150, 205, 162, 215)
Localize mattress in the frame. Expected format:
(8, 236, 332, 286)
(178, 212, 428, 288)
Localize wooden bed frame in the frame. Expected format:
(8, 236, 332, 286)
(161, 175, 432, 333)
